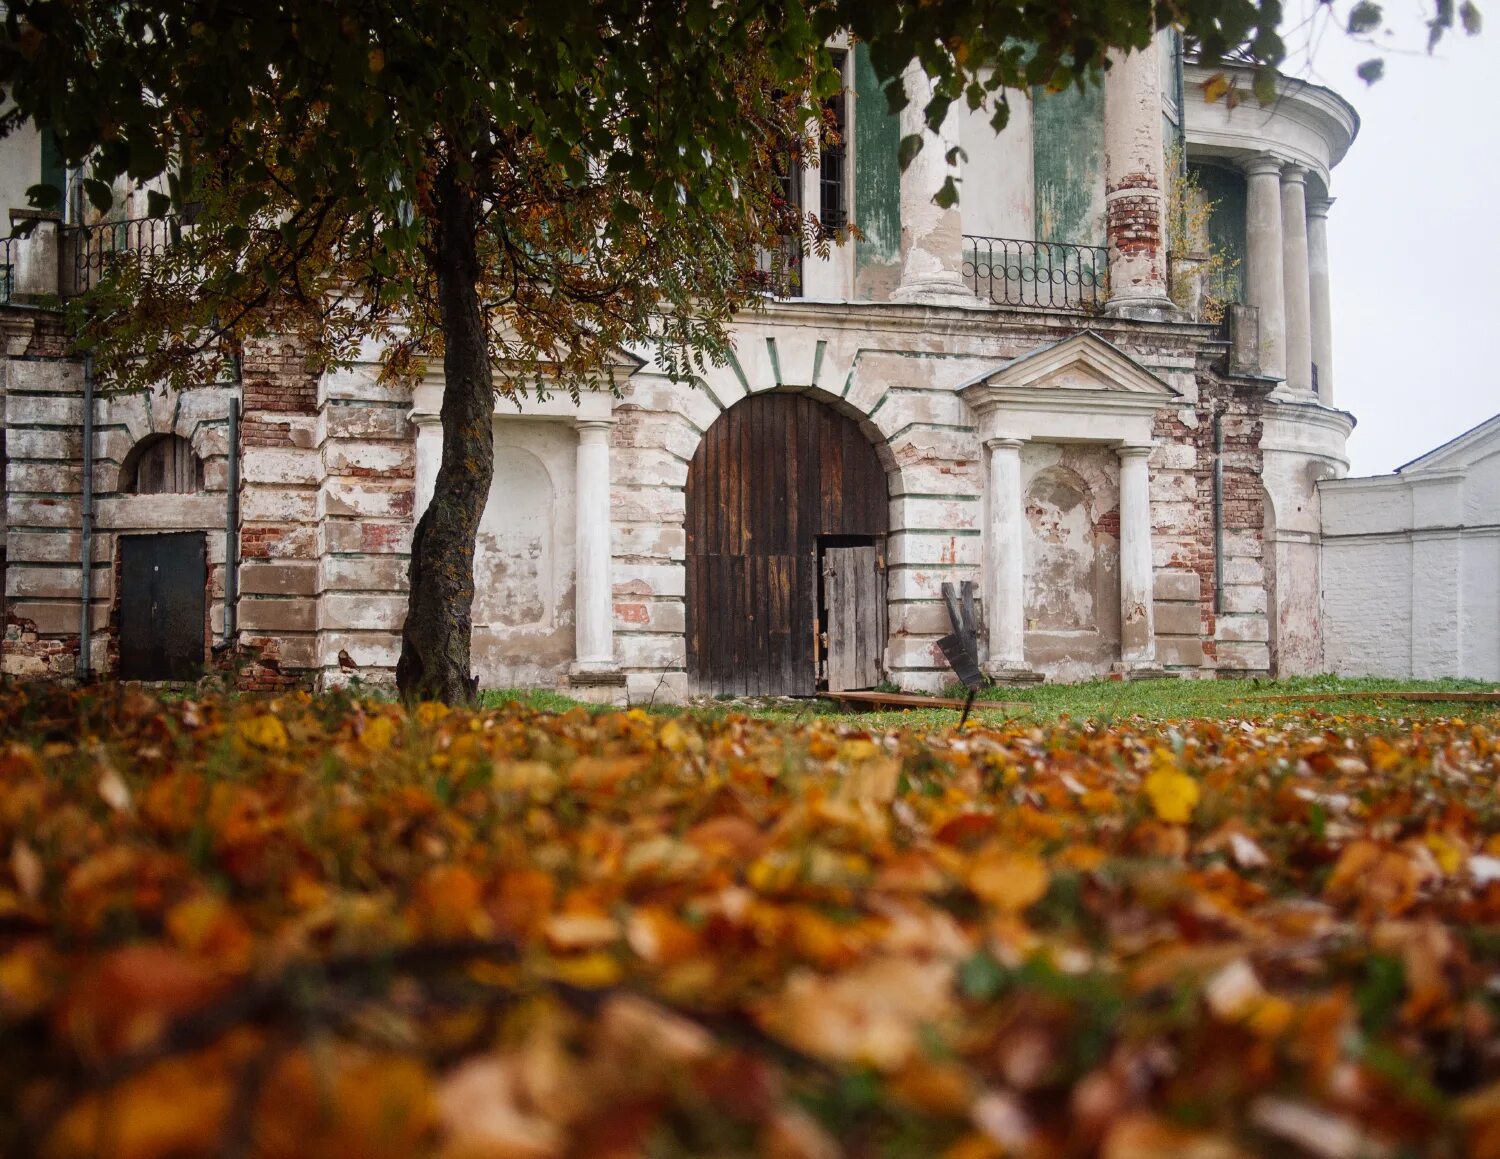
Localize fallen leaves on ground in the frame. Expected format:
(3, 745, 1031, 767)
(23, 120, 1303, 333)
(1, 685, 1499, 1157)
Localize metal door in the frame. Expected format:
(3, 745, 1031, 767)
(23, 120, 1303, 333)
(119, 533, 207, 681)
(822, 544, 885, 692)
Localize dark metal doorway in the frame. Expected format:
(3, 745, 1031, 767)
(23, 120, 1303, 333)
(118, 533, 207, 681)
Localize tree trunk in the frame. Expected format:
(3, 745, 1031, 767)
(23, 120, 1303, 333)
(395, 167, 493, 705)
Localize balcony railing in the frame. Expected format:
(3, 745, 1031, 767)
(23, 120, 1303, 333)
(0, 234, 16, 305)
(962, 235, 1108, 312)
(67, 214, 185, 295)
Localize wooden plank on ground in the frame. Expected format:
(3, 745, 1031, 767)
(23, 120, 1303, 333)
(819, 690, 1033, 712)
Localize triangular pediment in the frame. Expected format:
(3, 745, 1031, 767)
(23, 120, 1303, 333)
(1397, 412, 1500, 475)
(977, 331, 1178, 396)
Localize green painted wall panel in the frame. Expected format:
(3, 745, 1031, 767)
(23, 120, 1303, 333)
(1192, 162, 1247, 303)
(1031, 83, 1105, 246)
(853, 44, 901, 272)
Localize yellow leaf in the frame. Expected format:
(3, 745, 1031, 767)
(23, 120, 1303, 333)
(1144, 768, 1200, 825)
(360, 714, 397, 753)
(237, 713, 288, 753)
(1425, 832, 1465, 875)
(968, 849, 1050, 913)
(1203, 72, 1231, 104)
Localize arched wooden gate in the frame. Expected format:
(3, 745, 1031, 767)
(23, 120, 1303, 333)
(685, 392, 888, 696)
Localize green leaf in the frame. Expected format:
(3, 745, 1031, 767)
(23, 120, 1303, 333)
(1356, 58, 1386, 84)
(1460, 0, 1483, 34)
(145, 190, 172, 219)
(1251, 67, 1279, 105)
(1356, 953, 1406, 1035)
(897, 133, 924, 172)
(1347, 1, 1383, 35)
(25, 183, 62, 211)
(959, 951, 1008, 1001)
(933, 175, 959, 209)
(83, 178, 114, 214)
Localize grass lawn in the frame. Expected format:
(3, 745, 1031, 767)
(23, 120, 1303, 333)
(484, 673, 1500, 730)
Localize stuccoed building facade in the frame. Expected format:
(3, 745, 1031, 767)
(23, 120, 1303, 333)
(0, 42, 1360, 701)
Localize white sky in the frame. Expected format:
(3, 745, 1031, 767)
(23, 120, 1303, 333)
(1284, 2, 1500, 474)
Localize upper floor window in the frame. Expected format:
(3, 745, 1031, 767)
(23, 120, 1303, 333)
(819, 50, 850, 232)
(125, 434, 203, 494)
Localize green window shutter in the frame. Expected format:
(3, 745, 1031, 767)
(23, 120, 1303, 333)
(39, 127, 66, 212)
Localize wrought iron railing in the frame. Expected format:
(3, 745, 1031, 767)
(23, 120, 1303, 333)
(962, 235, 1108, 312)
(0, 234, 16, 305)
(67, 214, 185, 295)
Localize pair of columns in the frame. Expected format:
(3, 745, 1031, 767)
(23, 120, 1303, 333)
(891, 48, 1177, 319)
(984, 439, 1157, 676)
(1244, 157, 1335, 403)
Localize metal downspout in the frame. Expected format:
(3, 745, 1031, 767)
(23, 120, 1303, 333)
(78, 351, 95, 679)
(225, 392, 240, 644)
(1212, 408, 1224, 616)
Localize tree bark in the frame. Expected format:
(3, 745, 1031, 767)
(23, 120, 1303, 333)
(396, 166, 493, 705)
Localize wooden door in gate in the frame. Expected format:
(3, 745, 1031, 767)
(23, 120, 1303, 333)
(823, 545, 885, 691)
(686, 393, 887, 696)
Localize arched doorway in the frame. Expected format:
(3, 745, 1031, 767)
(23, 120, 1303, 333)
(686, 392, 888, 695)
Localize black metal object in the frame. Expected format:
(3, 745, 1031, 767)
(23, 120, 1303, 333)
(962, 235, 1108, 312)
(225, 396, 240, 645)
(0, 234, 16, 305)
(938, 580, 986, 726)
(118, 533, 207, 682)
(79, 352, 95, 678)
(66, 214, 183, 295)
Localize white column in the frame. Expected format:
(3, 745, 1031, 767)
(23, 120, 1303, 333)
(410, 413, 442, 523)
(1280, 164, 1313, 395)
(1117, 445, 1158, 669)
(1307, 196, 1335, 405)
(984, 437, 1029, 676)
(891, 62, 973, 305)
(1243, 155, 1286, 381)
(573, 419, 616, 672)
(1102, 44, 1174, 318)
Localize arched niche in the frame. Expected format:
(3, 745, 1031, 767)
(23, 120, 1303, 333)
(474, 446, 556, 630)
(122, 433, 203, 494)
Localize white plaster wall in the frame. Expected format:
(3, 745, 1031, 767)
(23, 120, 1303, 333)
(0, 116, 40, 220)
(471, 420, 579, 688)
(958, 86, 1034, 241)
(1322, 533, 1412, 677)
(1321, 441, 1500, 680)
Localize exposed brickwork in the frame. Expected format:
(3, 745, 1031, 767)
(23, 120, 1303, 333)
(240, 417, 294, 448)
(1150, 366, 1269, 676)
(1106, 174, 1163, 258)
(3, 614, 79, 678)
(241, 340, 319, 416)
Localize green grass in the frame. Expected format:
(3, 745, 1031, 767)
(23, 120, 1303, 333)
(477, 674, 1498, 730)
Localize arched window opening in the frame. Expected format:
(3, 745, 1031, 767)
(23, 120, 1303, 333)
(124, 434, 203, 495)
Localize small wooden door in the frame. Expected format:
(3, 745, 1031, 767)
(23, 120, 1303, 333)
(823, 545, 885, 691)
(119, 533, 207, 681)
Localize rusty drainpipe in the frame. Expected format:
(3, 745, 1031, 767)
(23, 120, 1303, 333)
(1212, 407, 1225, 616)
(225, 381, 240, 644)
(78, 349, 95, 680)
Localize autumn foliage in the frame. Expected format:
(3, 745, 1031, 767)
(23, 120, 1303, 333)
(3, 685, 1500, 1157)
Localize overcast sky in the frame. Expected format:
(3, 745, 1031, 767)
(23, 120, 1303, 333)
(1284, 2, 1499, 475)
